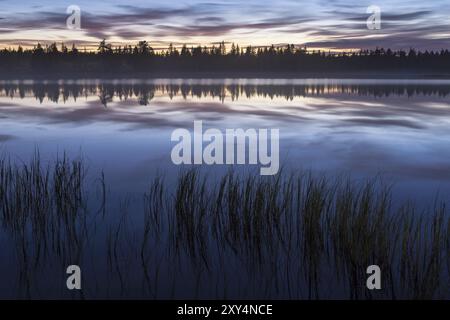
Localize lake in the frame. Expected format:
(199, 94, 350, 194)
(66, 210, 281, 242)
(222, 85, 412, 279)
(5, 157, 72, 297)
(0, 79, 449, 299)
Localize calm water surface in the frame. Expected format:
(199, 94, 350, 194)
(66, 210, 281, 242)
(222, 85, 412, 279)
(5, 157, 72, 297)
(1, 79, 450, 204)
(0, 79, 449, 299)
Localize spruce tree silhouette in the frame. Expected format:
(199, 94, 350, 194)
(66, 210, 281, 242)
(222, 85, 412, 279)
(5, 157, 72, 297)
(1, 41, 450, 77)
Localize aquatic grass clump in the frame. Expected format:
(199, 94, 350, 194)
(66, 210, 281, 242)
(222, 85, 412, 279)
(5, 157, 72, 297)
(398, 205, 448, 299)
(0, 153, 448, 299)
(148, 170, 449, 299)
(326, 179, 395, 299)
(0, 153, 88, 297)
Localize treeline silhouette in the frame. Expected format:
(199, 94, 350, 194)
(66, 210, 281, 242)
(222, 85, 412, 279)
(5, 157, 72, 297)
(1, 41, 450, 77)
(2, 81, 450, 106)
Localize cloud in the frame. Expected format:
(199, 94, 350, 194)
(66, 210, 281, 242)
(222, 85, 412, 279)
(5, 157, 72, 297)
(195, 17, 225, 24)
(0, 6, 199, 41)
(0, 29, 16, 34)
(1, 2, 450, 50)
(330, 10, 432, 23)
(154, 16, 313, 37)
(303, 34, 450, 50)
(113, 29, 150, 39)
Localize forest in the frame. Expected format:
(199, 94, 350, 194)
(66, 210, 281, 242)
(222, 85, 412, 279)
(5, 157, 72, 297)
(1, 40, 450, 77)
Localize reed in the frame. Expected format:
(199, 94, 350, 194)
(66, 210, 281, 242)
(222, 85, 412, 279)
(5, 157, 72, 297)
(0, 154, 448, 299)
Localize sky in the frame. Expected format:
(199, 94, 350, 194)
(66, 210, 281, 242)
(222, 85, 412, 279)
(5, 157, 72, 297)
(0, 0, 449, 51)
